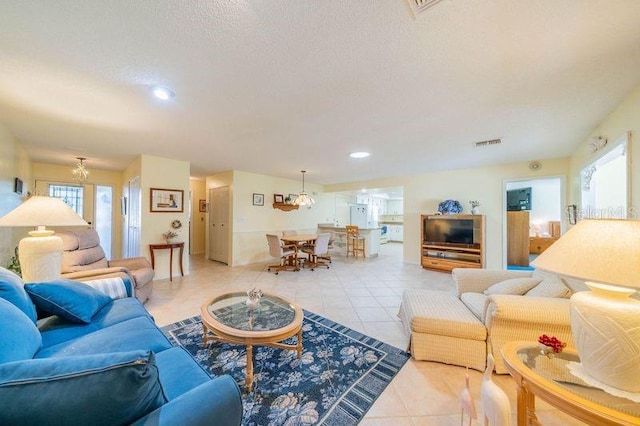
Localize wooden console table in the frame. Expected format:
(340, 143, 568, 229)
(149, 242, 184, 281)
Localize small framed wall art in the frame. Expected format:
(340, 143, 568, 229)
(150, 188, 184, 212)
(274, 194, 284, 204)
(14, 178, 23, 194)
(199, 199, 207, 212)
(253, 193, 264, 206)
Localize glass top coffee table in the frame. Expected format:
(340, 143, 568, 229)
(200, 292, 304, 391)
(502, 341, 640, 425)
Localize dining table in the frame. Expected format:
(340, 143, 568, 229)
(280, 234, 317, 266)
(280, 234, 317, 244)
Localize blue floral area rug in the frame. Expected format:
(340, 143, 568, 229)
(162, 310, 410, 425)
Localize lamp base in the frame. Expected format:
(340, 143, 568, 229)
(570, 281, 640, 393)
(18, 235, 63, 283)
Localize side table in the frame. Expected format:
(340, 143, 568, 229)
(502, 341, 640, 425)
(149, 242, 184, 281)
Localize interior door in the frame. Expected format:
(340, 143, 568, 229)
(127, 177, 141, 257)
(507, 211, 530, 266)
(208, 186, 229, 264)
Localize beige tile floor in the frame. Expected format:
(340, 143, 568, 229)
(146, 243, 584, 425)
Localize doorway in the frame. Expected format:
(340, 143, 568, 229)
(504, 177, 564, 270)
(208, 186, 230, 264)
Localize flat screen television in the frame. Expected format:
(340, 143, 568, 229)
(424, 218, 475, 246)
(507, 187, 531, 211)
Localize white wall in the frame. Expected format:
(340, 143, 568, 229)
(189, 178, 206, 255)
(139, 155, 191, 279)
(0, 123, 32, 267)
(570, 83, 640, 215)
(227, 170, 332, 266)
(327, 158, 571, 269)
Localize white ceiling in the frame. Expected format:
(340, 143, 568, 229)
(1, 1, 639, 185)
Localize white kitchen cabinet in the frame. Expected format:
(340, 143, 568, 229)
(388, 224, 404, 242)
(386, 200, 403, 214)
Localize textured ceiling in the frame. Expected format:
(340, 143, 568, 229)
(1, 1, 639, 185)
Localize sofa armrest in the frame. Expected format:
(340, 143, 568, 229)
(453, 268, 533, 297)
(62, 267, 130, 280)
(484, 295, 573, 374)
(108, 257, 152, 270)
(132, 375, 242, 426)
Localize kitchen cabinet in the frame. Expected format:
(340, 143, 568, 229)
(385, 200, 403, 215)
(388, 224, 403, 242)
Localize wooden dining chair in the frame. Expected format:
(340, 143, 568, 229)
(302, 233, 331, 271)
(346, 225, 365, 259)
(266, 234, 299, 274)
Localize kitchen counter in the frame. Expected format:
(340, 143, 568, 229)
(379, 214, 403, 224)
(317, 225, 380, 257)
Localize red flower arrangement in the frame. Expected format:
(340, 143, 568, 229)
(538, 334, 566, 353)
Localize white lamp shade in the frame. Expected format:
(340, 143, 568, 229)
(530, 219, 640, 290)
(0, 196, 89, 229)
(0, 196, 88, 283)
(532, 218, 640, 394)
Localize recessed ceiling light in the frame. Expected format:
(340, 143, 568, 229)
(151, 86, 175, 101)
(349, 151, 370, 159)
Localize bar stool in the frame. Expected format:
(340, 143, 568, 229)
(346, 225, 365, 259)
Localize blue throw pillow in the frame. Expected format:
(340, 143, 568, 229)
(0, 267, 37, 323)
(25, 280, 113, 324)
(0, 350, 167, 426)
(0, 298, 41, 363)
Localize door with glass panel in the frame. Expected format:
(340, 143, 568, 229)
(44, 182, 114, 258)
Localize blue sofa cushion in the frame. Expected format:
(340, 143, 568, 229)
(132, 375, 243, 426)
(0, 267, 37, 322)
(155, 347, 211, 400)
(0, 350, 167, 426)
(25, 279, 113, 324)
(38, 297, 152, 348)
(35, 316, 173, 358)
(0, 298, 41, 363)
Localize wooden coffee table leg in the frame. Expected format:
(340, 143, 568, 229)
(297, 329, 303, 358)
(245, 345, 253, 392)
(202, 323, 209, 346)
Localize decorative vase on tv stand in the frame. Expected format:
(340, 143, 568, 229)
(438, 200, 463, 215)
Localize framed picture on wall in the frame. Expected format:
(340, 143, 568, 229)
(253, 193, 264, 206)
(274, 194, 284, 204)
(14, 178, 23, 194)
(199, 199, 207, 212)
(150, 188, 184, 212)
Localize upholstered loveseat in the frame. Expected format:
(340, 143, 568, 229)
(0, 267, 242, 425)
(58, 229, 155, 303)
(400, 268, 586, 373)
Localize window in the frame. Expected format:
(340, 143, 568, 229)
(49, 184, 83, 215)
(581, 136, 629, 219)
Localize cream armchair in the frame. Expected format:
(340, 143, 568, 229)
(58, 229, 154, 303)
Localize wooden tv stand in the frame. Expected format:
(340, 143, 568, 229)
(421, 214, 485, 272)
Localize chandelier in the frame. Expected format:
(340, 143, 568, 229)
(72, 157, 89, 183)
(293, 170, 315, 207)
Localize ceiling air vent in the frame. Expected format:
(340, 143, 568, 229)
(474, 138, 502, 148)
(408, 0, 445, 15)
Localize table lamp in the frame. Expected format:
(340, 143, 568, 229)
(531, 218, 640, 394)
(0, 196, 89, 283)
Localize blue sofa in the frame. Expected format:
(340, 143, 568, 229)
(0, 267, 242, 425)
